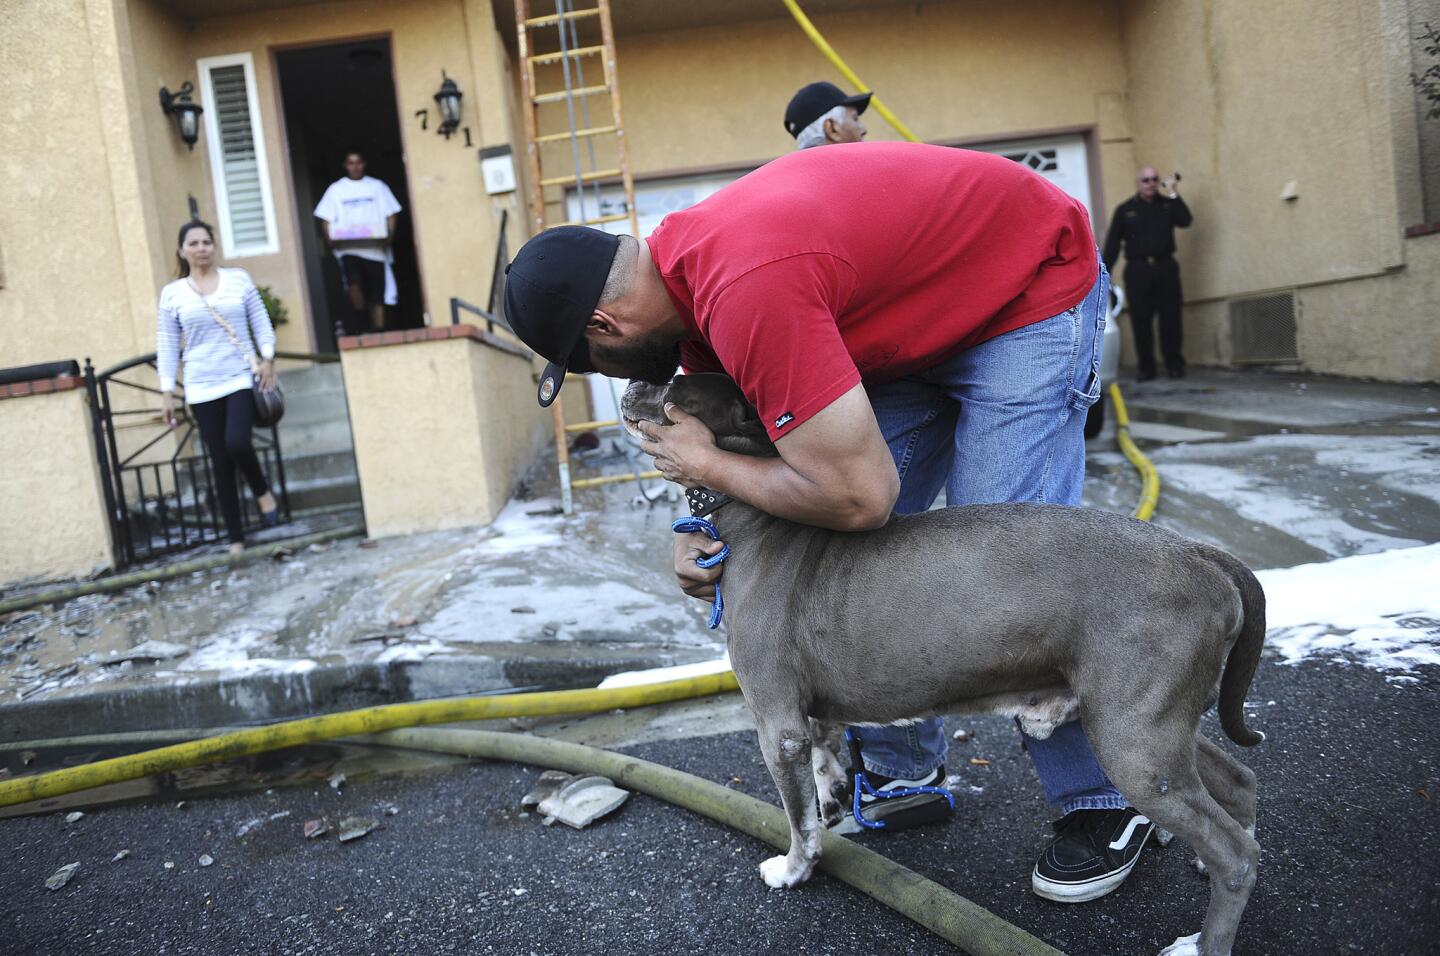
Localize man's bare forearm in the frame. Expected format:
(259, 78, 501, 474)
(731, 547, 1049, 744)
(696, 446, 895, 531)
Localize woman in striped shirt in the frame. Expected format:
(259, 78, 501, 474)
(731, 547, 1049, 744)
(157, 221, 280, 554)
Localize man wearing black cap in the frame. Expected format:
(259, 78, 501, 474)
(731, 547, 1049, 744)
(505, 142, 1155, 905)
(784, 81, 870, 148)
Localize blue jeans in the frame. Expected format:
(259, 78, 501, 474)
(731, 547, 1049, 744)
(855, 262, 1127, 814)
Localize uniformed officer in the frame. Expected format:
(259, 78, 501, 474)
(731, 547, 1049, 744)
(1102, 166, 1193, 380)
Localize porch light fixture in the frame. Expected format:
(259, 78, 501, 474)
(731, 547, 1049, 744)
(434, 71, 463, 138)
(159, 81, 204, 151)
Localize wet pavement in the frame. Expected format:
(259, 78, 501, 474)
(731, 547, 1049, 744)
(3, 660, 1436, 955)
(3, 368, 1437, 731)
(2, 366, 1440, 953)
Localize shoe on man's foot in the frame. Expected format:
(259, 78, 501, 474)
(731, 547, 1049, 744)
(1032, 807, 1154, 902)
(829, 765, 953, 835)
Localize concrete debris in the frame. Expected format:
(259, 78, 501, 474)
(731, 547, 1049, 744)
(1156, 827, 1176, 847)
(542, 624, 560, 637)
(382, 804, 399, 816)
(163, 861, 175, 870)
(45, 862, 79, 891)
(521, 771, 629, 830)
(112, 850, 129, 862)
(198, 854, 214, 867)
(337, 817, 377, 843)
(64, 811, 84, 824)
(328, 772, 347, 790)
(303, 819, 330, 839)
(952, 729, 972, 743)
(521, 770, 572, 808)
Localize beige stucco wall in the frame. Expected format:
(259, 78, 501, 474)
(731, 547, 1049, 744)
(0, 0, 160, 373)
(0, 389, 114, 586)
(340, 330, 549, 539)
(1294, 232, 1440, 381)
(1118, 0, 1437, 379)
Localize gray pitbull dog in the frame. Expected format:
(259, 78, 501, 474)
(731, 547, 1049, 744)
(622, 374, 1265, 956)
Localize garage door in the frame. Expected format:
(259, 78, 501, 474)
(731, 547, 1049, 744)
(969, 133, 1095, 219)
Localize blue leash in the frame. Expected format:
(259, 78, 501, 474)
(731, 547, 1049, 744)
(671, 516, 730, 629)
(845, 728, 956, 829)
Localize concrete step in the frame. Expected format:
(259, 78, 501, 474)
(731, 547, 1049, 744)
(278, 419, 354, 458)
(0, 647, 714, 744)
(277, 362, 344, 397)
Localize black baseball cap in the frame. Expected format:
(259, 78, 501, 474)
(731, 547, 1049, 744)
(784, 81, 872, 138)
(503, 226, 620, 407)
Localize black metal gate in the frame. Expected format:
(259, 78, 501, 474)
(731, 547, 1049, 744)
(84, 354, 292, 568)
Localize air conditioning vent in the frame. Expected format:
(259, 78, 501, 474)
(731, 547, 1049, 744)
(1229, 292, 1298, 364)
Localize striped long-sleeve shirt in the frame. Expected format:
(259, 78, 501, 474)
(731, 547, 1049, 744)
(156, 268, 276, 404)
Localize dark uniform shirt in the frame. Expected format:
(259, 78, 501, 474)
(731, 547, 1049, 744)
(1101, 194, 1193, 270)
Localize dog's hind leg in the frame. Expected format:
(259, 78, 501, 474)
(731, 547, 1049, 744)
(1088, 718, 1260, 956)
(755, 711, 823, 889)
(1195, 734, 1257, 833)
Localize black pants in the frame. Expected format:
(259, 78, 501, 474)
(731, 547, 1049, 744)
(1124, 257, 1184, 373)
(191, 389, 269, 544)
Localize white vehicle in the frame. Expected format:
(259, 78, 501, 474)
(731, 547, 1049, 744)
(1086, 285, 1125, 439)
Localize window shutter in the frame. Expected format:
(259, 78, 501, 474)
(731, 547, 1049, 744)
(209, 63, 270, 250)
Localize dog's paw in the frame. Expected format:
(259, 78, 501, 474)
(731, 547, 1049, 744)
(758, 855, 811, 889)
(1156, 932, 1203, 955)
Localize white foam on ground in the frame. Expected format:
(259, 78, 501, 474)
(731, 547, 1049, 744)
(1256, 543, 1440, 671)
(598, 654, 732, 688)
(1157, 462, 1424, 555)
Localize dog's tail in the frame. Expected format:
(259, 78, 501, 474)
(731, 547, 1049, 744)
(1217, 553, 1267, 747)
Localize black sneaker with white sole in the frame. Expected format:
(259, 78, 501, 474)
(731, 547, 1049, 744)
(1031, 806, 1154, 902)
(828, 765, 954, 834)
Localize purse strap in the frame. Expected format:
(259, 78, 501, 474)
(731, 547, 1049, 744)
(188, 277, 258, 371)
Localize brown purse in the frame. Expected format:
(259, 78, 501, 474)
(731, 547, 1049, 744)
(192, 284, 285, 426)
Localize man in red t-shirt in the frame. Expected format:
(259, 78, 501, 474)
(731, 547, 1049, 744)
(504, 142, 1152, 903)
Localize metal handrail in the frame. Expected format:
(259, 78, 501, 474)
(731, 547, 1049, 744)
(97, 350, 339, 379)
(450, 297, 511, 334)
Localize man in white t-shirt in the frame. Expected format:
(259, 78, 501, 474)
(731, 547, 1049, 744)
(314, 151, 402, 332)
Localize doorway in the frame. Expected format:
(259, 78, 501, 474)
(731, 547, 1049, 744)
(276, 37, 423, 352)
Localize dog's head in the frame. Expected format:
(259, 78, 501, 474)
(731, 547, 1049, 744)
(621, 374, 776, 457)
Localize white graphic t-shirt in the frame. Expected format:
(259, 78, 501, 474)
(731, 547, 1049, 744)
(313, 176, 402, 263)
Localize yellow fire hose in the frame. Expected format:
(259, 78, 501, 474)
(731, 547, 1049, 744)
(0, 673, 736, 808)
(1109, 382, 1160, 522)
(782, 0, 921, 142)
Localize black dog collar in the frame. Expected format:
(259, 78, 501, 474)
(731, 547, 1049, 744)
(686, 487, 732, 519)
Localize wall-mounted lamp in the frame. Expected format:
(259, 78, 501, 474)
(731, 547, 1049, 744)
(159, 81, 204, 151)
(434, 71, 463, 138)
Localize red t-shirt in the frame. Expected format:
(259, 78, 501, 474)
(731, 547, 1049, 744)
(649, 142, 1098, 440)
